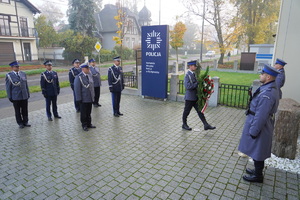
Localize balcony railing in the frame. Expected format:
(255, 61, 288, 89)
(0, 26, 37, 37)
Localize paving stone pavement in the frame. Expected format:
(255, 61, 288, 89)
(0, 94, 299, 200)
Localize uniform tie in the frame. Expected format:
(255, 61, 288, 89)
(86, 75, 89, 81)
(16, 72, 20, 78)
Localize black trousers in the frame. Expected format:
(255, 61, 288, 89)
(182, 100, 207, 125)
(111, 92, 121, 114)
(13, 99, 28, 125)
(45, 96, 58, 118)
(254, 160, 265, 175)
(93, 87, 100, 105)
(80, 102, 92, 128)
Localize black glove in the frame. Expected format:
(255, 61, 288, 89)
(250, 134, 257, 139)
(43, 94, 47, 98)
(9, 98, 13, 103)
(109, 87, 113, 92)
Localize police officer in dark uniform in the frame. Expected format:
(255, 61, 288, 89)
(273, 58, 287, 99)
(108, 56, 125, 117)
(40, 60, 61, 121)
(238, 64, 280, 183)
(182, 60, 216, 131)
(5, 61, 31, 128)
(74, 63, 96, 131)
(89, 58, 102, 107)
(69, 59, 82, 112)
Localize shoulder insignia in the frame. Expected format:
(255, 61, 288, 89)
(262, 95, 270, 99)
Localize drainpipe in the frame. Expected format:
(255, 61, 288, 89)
(14, 0, 24, 62)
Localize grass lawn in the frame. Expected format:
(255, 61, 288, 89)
(0, 75, 108, 98)
(0, 68, 68, 78)
(179, 70, 259, 86)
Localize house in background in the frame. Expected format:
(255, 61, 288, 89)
(95, 3, 151, 50)
(0, 0, 40, 64)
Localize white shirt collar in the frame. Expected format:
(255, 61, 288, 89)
(188, 69, 194, 74)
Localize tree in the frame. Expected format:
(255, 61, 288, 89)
(94, 0, 103, 12)
(60, 31, 97, 61)
(68, 0, 97, 37)
(37, 2, 64, 26)
(183, 18, 199, 50)
(170, 21, 187, 63)
(184, 0, 236, 64)
(230, 0, 281, 51)
(35, 15, 58, 48)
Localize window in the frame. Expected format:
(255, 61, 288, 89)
(0, 0, 10, 3)
(0, 15, 10, 36)
(20, 17, 28, 37)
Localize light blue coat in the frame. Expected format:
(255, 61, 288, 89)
(184, 70, 198, 101)
(89, 66, 101, 87)
(275, 68, 285, 99)
(5, 71, 30, 100)
(74, 72, 95, 103)
(238, 81, 279, 161)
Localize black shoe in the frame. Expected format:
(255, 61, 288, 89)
(83, 126, 89, 131)
(114, 113, 120, 117)
(19, 124, 25, 129)
(182, 124, 192, 131)
(204, 124, 216, 130)
(54, 116, 62, 119)
(48, 118, 53, 121)
(117, 112, 123, 116)
(88, 125, 96, 128)
(93, 104, 99, 107)
(23, 123, 31, 127)
(246, 168, 255, 175)
(97, 103, 102, 107)
(243, 174, 263, 183)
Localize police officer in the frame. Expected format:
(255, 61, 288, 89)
(74, 63, 96, 131)
(5, 61, 30, 128)
(238, 64, 280, 183)
(69, 59, 82, 112)
(273, 58, 287, 99)
(108, 56, 125, 117)
(40, 60, 61, 121)
(89, 58, 102, 107)
(182, 60, 216, 131)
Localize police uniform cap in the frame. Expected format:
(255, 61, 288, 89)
(275, 58, 287, 66)
(113, 56, 121, 61)
(9, 61, 19, 67)
(261, 64, 280, 77)
(72, 59, 80, 64)
(187, 60, 197, 66)
(80, 63, 89, 68)
(44, 60, 52, 65)
(89, 58, 96, 63)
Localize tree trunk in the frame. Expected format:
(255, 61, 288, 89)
(272, 98, 300, 159)
(218, 53, 224, 64)
(176, 48, 178, 64)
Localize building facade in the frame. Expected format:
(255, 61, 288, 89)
(273, 0, 300, 103)
(0, 0, 40, 64)
(95, 4, 151, 50)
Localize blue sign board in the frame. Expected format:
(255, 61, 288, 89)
(141, 25, 169, 99)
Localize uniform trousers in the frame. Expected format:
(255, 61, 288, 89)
(111, 92, 121, 114)
(45, 96, 58, 118)
(13, 99, 28, 125)
(80, 102, 92, 128)
(254, 160, 264, 175)
(182, 100, 207, 125)
(93, 87, 100, 105)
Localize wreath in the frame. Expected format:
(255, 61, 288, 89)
(195, 62, 214, 113)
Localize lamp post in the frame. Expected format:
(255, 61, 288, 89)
(200, 0, 205, 62)
(159, 0, 161, 25)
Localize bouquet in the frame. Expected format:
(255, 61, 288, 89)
(196, 63, 214, 113)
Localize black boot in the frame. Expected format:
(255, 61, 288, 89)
(204, 124, 216, 130)
(246, 168, 255, 175)
(182, 123, 192, 131)
(243, 160, 264, 183)
(243, 173, 263, 183)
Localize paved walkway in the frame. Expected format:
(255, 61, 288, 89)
(0, 94, 299, 199)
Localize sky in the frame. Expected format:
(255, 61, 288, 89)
(29, 0, 189, 25)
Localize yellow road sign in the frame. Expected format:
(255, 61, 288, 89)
(95, 42, 102, 52)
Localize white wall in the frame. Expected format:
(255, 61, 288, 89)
(274, 0, 300, 103)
